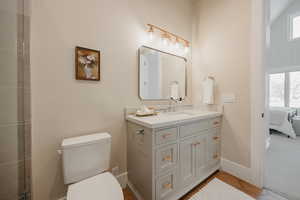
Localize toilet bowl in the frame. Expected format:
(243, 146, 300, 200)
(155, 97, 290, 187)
(61, 133, 124, 200)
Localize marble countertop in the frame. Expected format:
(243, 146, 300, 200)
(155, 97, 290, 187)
(126, 110, 222, 129)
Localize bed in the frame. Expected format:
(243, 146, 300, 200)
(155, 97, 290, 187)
(269, 107, 297, 139)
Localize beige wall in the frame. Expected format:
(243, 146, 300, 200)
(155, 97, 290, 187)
(30, 0, 192, 199)
(192, 0, 252, 167)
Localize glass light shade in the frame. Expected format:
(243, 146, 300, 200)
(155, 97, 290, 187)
(162, 37, 169, 46)
(175, 41, 180, 49)
(148, 31, 154, 40)
(184, 46, 189, 53)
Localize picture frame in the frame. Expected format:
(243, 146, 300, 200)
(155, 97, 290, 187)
(75, 46, 100, 81)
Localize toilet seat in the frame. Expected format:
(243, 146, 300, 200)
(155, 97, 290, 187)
(67, 172, 124, 200)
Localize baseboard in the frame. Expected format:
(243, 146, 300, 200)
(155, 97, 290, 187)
(116, 172, 128, 189)
(221, 158, 252, 183)
(127, 180, 144, 200)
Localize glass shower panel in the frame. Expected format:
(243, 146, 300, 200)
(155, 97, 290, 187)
(0, 0, 31, 199)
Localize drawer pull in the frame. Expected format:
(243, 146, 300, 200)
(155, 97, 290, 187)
(213, 136, 220, 140)
(163, 155, 172, 161)
(192, 142, 200, 146)
(213, 154, 219, 159)
(163, 183, 172, 189)
(136, 129, 145, 135)
(162, 133, 172, 139)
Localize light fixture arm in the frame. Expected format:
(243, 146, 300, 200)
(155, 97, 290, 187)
(147, 24, 190, 47)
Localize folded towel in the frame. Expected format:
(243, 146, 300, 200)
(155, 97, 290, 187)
(202, 77, 214, 105)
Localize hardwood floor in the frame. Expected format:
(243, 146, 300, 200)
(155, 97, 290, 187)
(123, 171, 262, 200)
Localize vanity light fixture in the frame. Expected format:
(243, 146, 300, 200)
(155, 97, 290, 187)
(146, 24, 190, 53)
(175, 37, 180, 49)
(148, 25, 154, 40)
(184, 41, 190, 53)
(162, 32, 170, 46)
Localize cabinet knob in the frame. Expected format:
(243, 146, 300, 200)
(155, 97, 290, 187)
(162, 133, 172, 139)
(163, 155, 172, 161)
(192, 142, 200, 146)
(163, 183, 172, 189)
(136, 129, 145, 135)
(213, 136, 220, 140)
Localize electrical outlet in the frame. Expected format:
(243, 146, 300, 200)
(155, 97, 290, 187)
(112, 166, 119, 176)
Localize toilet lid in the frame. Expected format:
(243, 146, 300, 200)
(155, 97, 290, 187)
(67, 172, 124, 200)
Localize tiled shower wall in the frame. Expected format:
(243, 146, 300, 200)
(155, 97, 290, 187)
(0, 0, 31, 199)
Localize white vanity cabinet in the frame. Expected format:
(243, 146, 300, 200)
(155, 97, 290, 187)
(127, 115, 221, 200)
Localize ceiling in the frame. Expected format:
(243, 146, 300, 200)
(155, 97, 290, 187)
(270, 0, 294, 23)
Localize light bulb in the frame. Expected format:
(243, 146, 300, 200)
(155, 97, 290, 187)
(162, 38, 168, 46)
(147, 26, 155, 41)
(184, 42, 190, 53)
(184, 46, 189, 53)
(148, 31, 154, 40)
(175, 38, 180, 49)
(162, 33, 169, 46)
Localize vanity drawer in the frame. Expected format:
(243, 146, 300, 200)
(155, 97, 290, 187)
(210, 117, 221, 128)
(180, 120, 209, 138)
(156, 170, 177, 200)
(155, 127, 178, 145)
(156, 144, 178, 174)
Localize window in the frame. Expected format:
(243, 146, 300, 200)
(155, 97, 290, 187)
(291, 15, 300, 40)
(289, 71, 300, 107)
(269, 71, 300, 108)
(269, 73, 285, 107)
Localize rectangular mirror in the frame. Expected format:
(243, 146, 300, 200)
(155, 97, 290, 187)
(139, 46, 187, 100)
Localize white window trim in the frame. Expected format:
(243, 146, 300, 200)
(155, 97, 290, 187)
(268, 65, 300, 74)
(288, 12, 300, 41)
(269, 71, 300, 108)
(284, 72, 290, 107)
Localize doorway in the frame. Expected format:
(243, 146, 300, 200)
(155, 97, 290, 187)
(263, 0, 300, 199)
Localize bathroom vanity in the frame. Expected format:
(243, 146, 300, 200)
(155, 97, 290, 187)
(126, 111, 222, 200)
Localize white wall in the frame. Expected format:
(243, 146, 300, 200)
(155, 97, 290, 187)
(268, 1, 300, 72)
(30, 0, 193, 199)
(192, 0, 252, 168)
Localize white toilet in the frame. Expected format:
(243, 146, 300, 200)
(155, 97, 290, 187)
(61, 133, 124, 200)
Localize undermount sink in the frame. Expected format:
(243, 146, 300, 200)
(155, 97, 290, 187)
(162, 111, 191, 116)
(182, 110, 213, 115)
(162, 110, 212, 116)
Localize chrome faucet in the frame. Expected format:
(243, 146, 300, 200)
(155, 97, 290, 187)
(169, 97, 183, 112)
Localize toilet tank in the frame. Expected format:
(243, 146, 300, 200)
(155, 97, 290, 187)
(61, 133, 111, 184)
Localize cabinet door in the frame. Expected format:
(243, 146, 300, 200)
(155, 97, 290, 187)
(179, 137, 196, 187)
(156, 170, 177, 200)
(194, 135, 207, 177)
